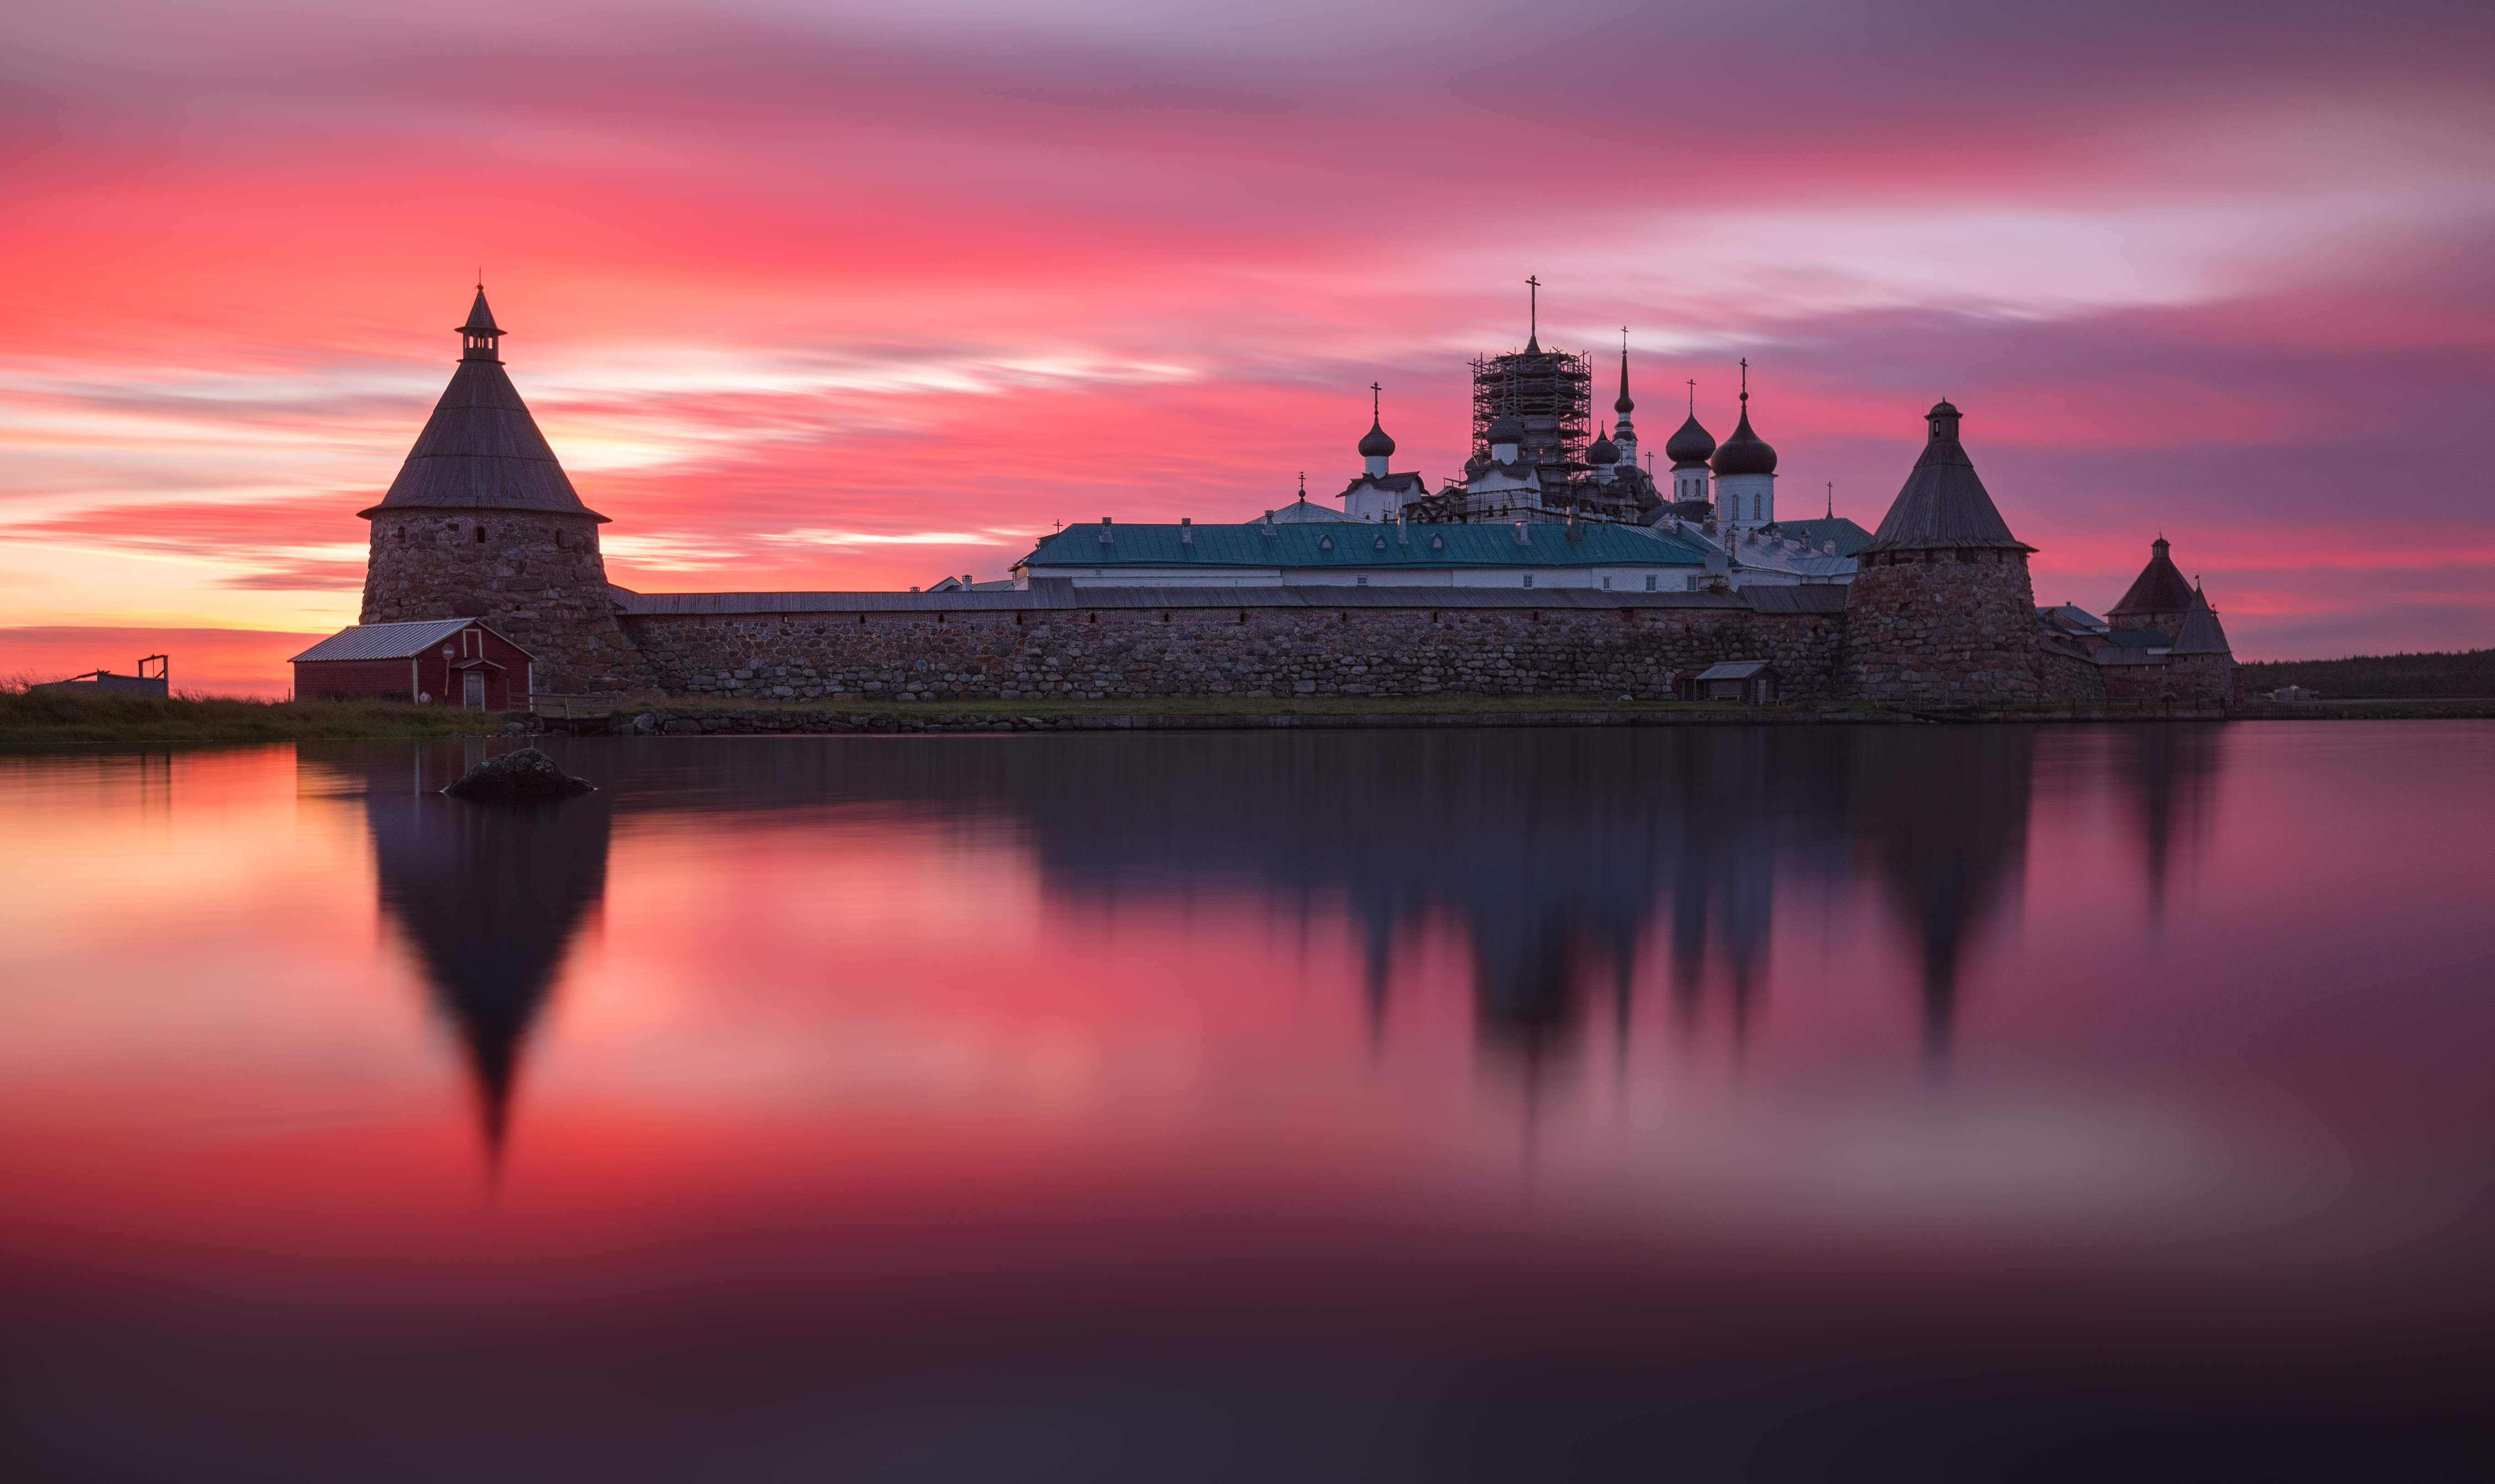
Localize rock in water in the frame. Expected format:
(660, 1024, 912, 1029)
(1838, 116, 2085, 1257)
(443, 747, 595, 802)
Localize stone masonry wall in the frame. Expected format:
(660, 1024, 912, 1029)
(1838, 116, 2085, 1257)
(620, 601, 1847, 704)
(362, 510, 642, 696)
(2101, 651, 2237, 706)
(1838, 550, 2043, 705)
(2035, 644, 2110, 703)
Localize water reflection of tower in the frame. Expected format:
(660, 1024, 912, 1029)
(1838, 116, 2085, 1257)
(1851, 728, 2034, 1063)
(361, 749, 609, 1161)
(2120, 724, 2224, 925)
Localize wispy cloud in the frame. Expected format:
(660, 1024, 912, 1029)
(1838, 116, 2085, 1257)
(2, 0, 2491, 674)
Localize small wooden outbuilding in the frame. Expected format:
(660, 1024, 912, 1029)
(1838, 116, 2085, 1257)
(291, 619, 533, 709)
(1679, 660, 1780, 705)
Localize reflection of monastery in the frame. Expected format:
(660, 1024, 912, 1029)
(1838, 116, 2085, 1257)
(324, 725, 2223, 1157)
(298, 290, 2239, 708)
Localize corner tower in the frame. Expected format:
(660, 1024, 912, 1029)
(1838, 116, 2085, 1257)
(2107, 536, 2196, 638)
(358, 291, 639, 696)
(1840, 400, 2042, 706)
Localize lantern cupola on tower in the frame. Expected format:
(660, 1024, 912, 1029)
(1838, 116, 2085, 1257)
(459, 287, 505, 363)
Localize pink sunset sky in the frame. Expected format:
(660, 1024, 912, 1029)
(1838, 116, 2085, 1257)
(3, 0, 2490, 692)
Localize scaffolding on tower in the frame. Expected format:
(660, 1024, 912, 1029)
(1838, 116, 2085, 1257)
(1471, 346, 1594, 472)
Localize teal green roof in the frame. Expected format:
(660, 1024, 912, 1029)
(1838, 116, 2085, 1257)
(1776, 516, 1874, 557)
(1020, 521, 1707, 572)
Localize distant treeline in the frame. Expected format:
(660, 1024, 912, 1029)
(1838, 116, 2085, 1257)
(2237, 649, 2495, 698)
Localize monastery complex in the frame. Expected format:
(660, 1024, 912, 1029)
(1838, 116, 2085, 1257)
(295, 292, 2238, 710)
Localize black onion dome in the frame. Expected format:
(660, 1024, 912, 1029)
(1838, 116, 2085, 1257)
(1357, 417, 1395, 459)
(1664, 414, 1715, 467)
(1587, 427, 1619, 465)
(1485, 413, 1526, 445)
(1710, 407, 1777, 476)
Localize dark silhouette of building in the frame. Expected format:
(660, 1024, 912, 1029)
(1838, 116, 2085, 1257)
(357, 747, 609, 1161)
(1848, 728, 2035, 1063)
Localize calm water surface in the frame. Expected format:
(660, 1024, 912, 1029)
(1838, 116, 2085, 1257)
(1, 724, 2489, 1480)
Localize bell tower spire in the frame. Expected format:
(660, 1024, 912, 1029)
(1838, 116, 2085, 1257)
(1611, 328, 1638, 475)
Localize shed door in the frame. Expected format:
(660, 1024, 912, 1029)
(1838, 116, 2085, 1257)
(462, 672, 485, 710)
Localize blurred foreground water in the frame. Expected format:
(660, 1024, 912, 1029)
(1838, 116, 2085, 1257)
(1, 724, 2488, 1480)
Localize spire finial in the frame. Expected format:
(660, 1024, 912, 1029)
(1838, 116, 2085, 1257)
(1686, 377, 1696, 413)
(1826, 481, 1834, 519)
(1740, 357, 1749, 405)
(1298, 471, 1306, 502)
(1371, 382, 1381, 419)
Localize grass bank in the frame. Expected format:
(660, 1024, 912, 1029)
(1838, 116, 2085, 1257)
(0, 688, 476, 746)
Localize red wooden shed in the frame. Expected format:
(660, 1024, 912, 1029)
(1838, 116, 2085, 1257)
(291, 619, 534, 709)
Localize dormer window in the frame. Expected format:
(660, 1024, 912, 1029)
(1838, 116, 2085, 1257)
(1319, 535, 1333, 550)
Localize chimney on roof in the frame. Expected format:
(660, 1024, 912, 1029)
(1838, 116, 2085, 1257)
(1099, 517, 1113, 545)
(1181, 518, 1194, 547)
(1512, 520, 1531, 546)
(1395, 512, 1408, 545)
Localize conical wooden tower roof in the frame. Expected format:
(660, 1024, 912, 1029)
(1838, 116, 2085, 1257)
(1862, 400, 2026, 552)
(358, 292, 606, 521)
(2109, 537, 2195, 617)
(2168, 584, 2233, 655)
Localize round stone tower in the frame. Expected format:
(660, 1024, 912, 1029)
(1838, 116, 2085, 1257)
(359, 291, 640, 697)
(1839, 401, 2042, 706)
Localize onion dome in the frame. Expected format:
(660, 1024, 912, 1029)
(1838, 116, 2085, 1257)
(1587, 425, 1619, 466)
(1710, 404, 1777, 476)
(1357, 417, 1395, 460)
(1664, 415, 1715, 468)
(1485, 413, 1526, 448)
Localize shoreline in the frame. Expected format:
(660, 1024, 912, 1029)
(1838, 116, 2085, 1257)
(8, 691, 2492, 746)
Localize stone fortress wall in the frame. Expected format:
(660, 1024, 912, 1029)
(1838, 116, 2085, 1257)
(616, 588, 1851, 704)
(615, 587, 2231, 707)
